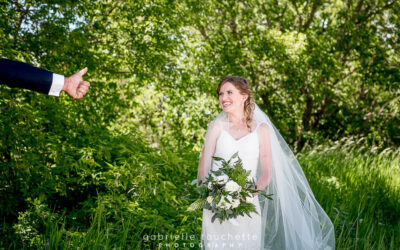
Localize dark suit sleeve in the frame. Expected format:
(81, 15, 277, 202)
(0, 58, 53, 94)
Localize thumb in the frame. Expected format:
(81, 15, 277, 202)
(77, 67, 88, 76)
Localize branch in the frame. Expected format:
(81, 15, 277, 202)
(229, 18, 238, 38)
(198, 26, 208, 40)
(13, 2, 30, 43)
(363, 1, 396, 22)
(311, 94, 331, 129)
(290, 0, 303, 30)
(377, 95, 400, 117)
(105, 0, 123, 17)
(89, 0, 124, 30)
(354, 0, 364, 14)
(107, 70, 135, 74)
(303, 0, 320, 31)
(277, 3, 289, 32)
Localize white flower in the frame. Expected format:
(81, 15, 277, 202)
(245, 195, 254, 203)
(231, 198, 240, 208)
(208, 182, 213, 190)
(217, 195, 232, 209)
(214, 174, 229, 185)
(228, 161, 236, 168)
(224, 180, 242, 193)
(206, 196, 214, 204)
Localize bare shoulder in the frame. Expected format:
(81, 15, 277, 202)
(209, 120, 220, 130)
(207, 120, 222, 136)
(257, 122, 270, 137)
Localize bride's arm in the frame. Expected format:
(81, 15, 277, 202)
(197, 121, 220, 182)
(255, 123, 273, 194)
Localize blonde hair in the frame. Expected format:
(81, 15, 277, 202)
(217, 76, 255, 132)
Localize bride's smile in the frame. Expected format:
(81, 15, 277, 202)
(218, 81, 248, 115)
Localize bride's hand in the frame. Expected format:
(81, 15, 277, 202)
(198, 176, 207, 183)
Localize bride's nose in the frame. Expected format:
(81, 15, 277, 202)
(221, 95, 230, 101)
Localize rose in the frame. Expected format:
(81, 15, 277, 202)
(206, 196, 214, 204)
(224, 180, 242, 193)
(245, 195, 254, 203)
(214, 174, 229, 185)
(231, 198, 240, 208)
(217, 195, 232, 209)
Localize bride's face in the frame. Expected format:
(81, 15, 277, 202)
(218, 82, 248, 113)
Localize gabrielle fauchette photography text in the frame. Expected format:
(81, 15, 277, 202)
(143, 232, 259, 248)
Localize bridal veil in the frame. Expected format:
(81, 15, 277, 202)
(200, 103, 335, 250)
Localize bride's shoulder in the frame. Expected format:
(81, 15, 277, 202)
(256, 121, 271, 135)
(207, 119, 223, 133)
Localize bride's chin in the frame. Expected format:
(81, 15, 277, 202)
(222, 106, 231, 112)
(222, 108, 235, 115)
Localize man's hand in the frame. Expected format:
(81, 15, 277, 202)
(63, 67, 90, 99)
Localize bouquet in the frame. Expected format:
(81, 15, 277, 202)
(187, 152, 273, 223)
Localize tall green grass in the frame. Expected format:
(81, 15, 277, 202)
(298, 137, 400, 249)
(9, 137, 400, 249)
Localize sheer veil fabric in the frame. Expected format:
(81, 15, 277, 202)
(199, 103, 335, 250)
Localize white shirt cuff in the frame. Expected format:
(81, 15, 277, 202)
(48, 73, 64, 96)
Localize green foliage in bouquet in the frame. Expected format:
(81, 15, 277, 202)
(213, 152, 248, 188)
(188, 152, 273, 223)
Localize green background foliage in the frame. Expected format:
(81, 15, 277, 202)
(0, 0, 399, 248)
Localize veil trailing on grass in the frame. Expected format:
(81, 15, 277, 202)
(201, 103, 335, 249)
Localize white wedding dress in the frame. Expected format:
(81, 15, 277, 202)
(201, 120, 263, 250)
(199, 104, 335, 250)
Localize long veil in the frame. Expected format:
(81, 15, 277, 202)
(206, 103, 335, 250)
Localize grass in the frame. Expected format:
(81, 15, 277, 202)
(7, 137, 400, 249)
(298, 137, 400, 249)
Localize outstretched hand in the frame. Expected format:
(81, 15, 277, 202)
(63, 67, 90, 99)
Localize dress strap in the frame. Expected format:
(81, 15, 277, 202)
(253, 121, 261, 132)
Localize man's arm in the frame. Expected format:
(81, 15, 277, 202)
(0, 58, 90, 99)
(0, 58, 54, 95)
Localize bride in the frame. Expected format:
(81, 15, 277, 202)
(197, 76, 335, 250)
